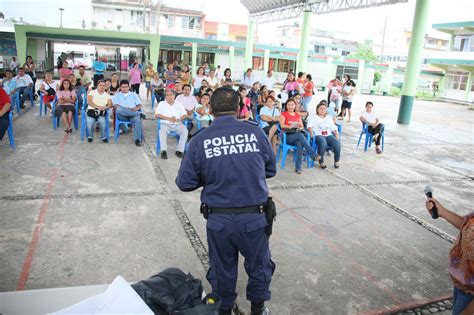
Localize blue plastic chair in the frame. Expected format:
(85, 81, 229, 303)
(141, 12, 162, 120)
(275, 126, 311, 169)
(50, 97, 60, 129)
(155, 119, 188, 155)
(13, 92, 21, 115)
(80, 107, 110, 142)
(114, 109, 143, 143)
(38, 91, 48, 116)
(357, 123, 384, 152)
(6, 111, 15, 149)
(193, 111, 202, 130)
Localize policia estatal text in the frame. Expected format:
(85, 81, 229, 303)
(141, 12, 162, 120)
(176, 87, 276, 315)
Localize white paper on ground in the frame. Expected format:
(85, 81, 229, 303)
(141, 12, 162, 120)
(53, 276, 153, 315)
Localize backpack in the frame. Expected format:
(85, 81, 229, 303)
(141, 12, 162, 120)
(132, 268, 220, 315)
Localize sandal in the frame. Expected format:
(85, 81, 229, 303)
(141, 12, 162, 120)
(295, 169, 302, 174)
(334, 162, 340, 169)
(319, 161, 327, 169)
(376, 148, 382, 154)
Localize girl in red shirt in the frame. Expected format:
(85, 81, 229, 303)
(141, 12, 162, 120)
(279, 98, 316, 174)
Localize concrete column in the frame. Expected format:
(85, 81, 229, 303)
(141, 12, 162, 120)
(324, 56, 335, 92)
(244, 20, 255, 70)
(465, 71, 473, 102)
(357, 59, 365, 94)
(229, 46, 235, 74)
(191, 42, 198, 73)
(263, 49, 270, 74)
(383, 62, 394, 95)
(296, 10, 312, 74)
(397, 0, 430, 124)
(149, 35, 161, 69)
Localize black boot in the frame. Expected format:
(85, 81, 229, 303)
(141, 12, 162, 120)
(251, 302, 271, 315)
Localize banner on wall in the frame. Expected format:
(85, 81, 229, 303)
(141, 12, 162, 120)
(0, 39, 17, 56)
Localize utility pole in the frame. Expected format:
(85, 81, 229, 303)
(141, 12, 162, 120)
(59, 8, 64, 28)
(380, 14, 387, 62)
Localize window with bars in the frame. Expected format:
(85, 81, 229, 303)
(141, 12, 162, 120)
(446, 71, 469, 90)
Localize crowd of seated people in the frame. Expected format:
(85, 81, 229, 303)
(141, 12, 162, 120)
(0, 56, 385, 166)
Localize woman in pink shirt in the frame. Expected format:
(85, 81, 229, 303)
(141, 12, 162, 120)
(129, 63, 142, 95)
(58, 61, 72, 83)
(237, 86, 251, 120)
(283, 72, 299, 96)
(56, 79, 77, 133)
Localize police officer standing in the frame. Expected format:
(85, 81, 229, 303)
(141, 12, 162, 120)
(176, 87, 276, 315)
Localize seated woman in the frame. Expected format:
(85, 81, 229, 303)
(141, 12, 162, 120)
(257, 85, 269, 113)
(86, 80, 112, 143)
(59, 61, 72, 83)
(68, 74, 83, 108)
(359, 101, 384, 154)
(56, 79, 77, 133)
(279, 98, 316, 174)
(307, 102, 341, 169)
(237, 86, 252, 120)
(195, 93, 213, 128)
(259, 95, 280, 154)
(39, 72, 58, 112)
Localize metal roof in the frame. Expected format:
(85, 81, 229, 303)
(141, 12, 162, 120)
(241, 0, 408, 23)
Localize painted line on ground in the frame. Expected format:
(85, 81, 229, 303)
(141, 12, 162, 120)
(358, 293, 452, 315)
(16, 134, 68, 291)
(0, 190, 176, 201)
(142, 142, 210, 271)
(325, 170, 456, 244)
(272, 195, 403, 305)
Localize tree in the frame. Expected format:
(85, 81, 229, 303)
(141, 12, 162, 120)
(350, 40, 379, 62)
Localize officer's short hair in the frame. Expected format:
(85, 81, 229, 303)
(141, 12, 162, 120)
(210, 87, 239, 116)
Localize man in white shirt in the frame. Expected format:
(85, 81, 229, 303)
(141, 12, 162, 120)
(10, 57, 19, 74)
(359, 101, 384, 154)
(260, 70, 276, 91)
(175, 84, 198, 132)
(155, 88, 188, 159)
(242, 68, 255, 89)
(15, 68, 34, 108)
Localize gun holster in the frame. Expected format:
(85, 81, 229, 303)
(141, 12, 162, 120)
(264, 197, 277, 237)
(200, 203, 210, 220)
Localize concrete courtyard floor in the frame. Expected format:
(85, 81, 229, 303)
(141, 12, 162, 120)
(0, 92, 473, 315)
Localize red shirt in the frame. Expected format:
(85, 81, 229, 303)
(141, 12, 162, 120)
(282, 111, 302, 128)
(0, 88, 11, 112)
(304, 81, 314, 97)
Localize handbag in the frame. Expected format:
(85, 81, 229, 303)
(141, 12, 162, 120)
(87, 109, 105, 119)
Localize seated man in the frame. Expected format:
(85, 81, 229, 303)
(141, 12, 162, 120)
(112, 80, 144, 146)
(175, 84, 197, 132)
(154, 88, 188, 159)
(14, 68, 33, 108)
(259, 95, 280, 154)
(359, 101, 384, 154)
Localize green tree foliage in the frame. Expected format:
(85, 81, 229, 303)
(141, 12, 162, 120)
(350, 40, 379, 62)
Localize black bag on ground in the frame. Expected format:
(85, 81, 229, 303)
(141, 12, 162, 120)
(131, 268, 220, 314)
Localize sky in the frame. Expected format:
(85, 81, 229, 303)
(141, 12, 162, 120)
(1, 0, 473, 50)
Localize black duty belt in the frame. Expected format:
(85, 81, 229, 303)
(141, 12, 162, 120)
(209, 205, 265, 214)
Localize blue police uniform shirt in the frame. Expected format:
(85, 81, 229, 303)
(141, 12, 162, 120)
(176, 115, 276, 208)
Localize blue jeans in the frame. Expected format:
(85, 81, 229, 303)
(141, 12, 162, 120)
(285, 132, 315, 171)
(302, 96, 312, 111)
(18, 86, 30, 107)
(453, 286, 474, 315)
(116, 106, 142, 141)
(86, 115, 107, 140)
(0, 113, 9, 141)
(315, 135, 341, 163)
